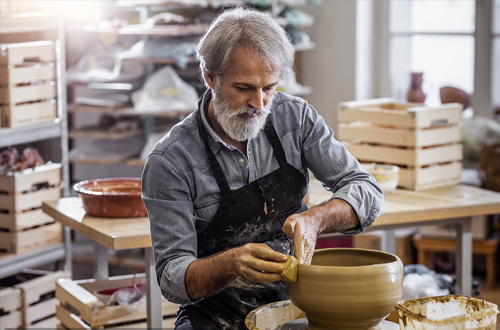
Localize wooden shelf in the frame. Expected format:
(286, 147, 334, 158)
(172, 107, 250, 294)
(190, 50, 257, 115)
(68, 104, 192, 118)
(126, 158, 146, 167)
(68, 128, 142, 140)
(69, 156, 134, 165)
(0, 12, 58, 33)
(121, 56, 197, 64)
(80, 23, 209, 36)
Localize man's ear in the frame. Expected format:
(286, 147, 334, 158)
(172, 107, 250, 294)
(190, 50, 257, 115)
(205, 71, 217, 90)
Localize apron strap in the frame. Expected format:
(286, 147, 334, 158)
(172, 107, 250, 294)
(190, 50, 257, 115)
(264, 119, 288, 168)
(198, 100, 232, 196)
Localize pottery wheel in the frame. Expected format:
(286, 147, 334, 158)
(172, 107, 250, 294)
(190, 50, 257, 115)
(280, 319, 400, 330)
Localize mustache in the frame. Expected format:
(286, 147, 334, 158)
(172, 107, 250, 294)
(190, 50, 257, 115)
(228, 105, 271, 117)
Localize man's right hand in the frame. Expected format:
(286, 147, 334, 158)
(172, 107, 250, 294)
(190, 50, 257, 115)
(232, 243, 287, 283)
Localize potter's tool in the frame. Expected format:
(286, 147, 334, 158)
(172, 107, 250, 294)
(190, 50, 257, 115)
(280, 255, 298, 283)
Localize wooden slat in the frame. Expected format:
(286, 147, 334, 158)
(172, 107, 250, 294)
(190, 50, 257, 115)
(0, 208, 55, 231)
(1, 100, 56, 128)
(338, 123, 461, 147)
(0, 41, 54, 66)
(15, 270, 70, 306)
(398, 162, 462, 191)
(0, 83, 56, 105)
(25, 297, 58, 325)
(343, 141, 462, 166)
(26, 315, 58, 329)
(0, 287, 21, 312)
(0, 186, 61, 213)
(0, 223, 63, 254)
(0, 309, 22, 329)
(0, 163, 61, 193)
(68, 129, 142, 140)
(0, 64, 55, 85)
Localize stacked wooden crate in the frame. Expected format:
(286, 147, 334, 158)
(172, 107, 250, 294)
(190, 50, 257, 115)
(56, 274, 178, 329)
(337, 98, 463, 191)
(0, 287, 22, 330)
(14, 271, 70, 328)
(0, 271, 69, 329)
(0, 163, 63, 253)
(0, 41, 57, 128)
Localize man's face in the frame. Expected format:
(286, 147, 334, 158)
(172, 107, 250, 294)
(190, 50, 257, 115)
(210, 47, 280, 142)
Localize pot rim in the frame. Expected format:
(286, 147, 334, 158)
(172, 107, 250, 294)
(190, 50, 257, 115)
(73, 177, 142, 197)
(299, 248, 402, 270)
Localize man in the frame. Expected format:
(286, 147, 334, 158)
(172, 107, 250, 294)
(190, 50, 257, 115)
(142, 6, 383, 330)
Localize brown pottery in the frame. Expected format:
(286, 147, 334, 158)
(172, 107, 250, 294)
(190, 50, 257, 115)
(287, 248, 403, 330)
(73, 178, 147, 218)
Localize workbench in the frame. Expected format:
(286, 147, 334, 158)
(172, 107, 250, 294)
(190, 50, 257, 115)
(42, 183, 500, 329)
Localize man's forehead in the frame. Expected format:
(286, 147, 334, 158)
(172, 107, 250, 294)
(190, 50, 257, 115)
(224, 47, 279, 81)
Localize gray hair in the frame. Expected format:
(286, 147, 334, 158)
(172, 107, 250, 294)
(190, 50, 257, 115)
(196, 6, 295, 88)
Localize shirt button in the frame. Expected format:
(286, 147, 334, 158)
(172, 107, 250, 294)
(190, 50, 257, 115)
(248, 151, 251, 155)
(239, 159, 244, 164)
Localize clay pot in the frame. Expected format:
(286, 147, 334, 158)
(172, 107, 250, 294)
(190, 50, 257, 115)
(73, 178, 147, 218)
(406, 72, 426, 103)
(287, 248, 403, 330)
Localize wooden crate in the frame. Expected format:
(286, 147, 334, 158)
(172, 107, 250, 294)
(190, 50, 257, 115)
(0, 163, 61, 230)
(14, 270, 71, 328)
(0, 163, 63, 253)
(56, 274, 178, 329)
(0, 41, 56, 128)
(0, 41, 55, 66)
(337, 98, 463, 191)
(0, 287, 22, 330)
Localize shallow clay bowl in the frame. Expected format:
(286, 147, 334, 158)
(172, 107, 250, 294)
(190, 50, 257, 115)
(287, 248, 403, 330)
(73, 178, 147, 218)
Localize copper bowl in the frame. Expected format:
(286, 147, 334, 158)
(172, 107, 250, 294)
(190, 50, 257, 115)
(73, 178, 147, 218)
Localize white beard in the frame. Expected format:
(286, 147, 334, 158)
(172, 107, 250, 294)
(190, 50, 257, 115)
(213, 83, 273, 142)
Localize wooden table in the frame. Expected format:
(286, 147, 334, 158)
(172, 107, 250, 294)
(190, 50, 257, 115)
(43, 183, 500, 328)
(310, 182, 500, 297)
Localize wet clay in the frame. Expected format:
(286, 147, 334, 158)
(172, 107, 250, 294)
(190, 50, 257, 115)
(287, 248, 404, 330)
(280, 255, 298, 283)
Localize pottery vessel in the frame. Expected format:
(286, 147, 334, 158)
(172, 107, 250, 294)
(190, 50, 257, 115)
(287, 248, 404, 330)
(73, 177, 147, 218)
(362, 163, 400, 193)
(407, 72, 426, 103)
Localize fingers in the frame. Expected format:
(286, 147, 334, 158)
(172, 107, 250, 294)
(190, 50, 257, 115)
(251, 244, 287, 263)
(282, 219, 296, 236)
(235, 243, 288, 283)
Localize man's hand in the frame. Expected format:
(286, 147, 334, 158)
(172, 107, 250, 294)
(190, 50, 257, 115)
(283, 213, 320, 265)
(233, 243, 288, 282)
(283, 198, 360, 265)
(186, 243, 287, 300)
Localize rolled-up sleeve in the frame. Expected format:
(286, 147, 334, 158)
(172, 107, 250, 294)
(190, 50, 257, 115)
(142, 152, 197, 304)
(300, 103, 384, 234)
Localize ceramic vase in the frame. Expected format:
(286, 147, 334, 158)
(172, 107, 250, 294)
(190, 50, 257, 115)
(406, 72, 426, 103)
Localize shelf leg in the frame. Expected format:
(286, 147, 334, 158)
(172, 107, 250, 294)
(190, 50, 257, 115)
(92, 242, 109, 280)
(380, 229, 396, 255)
(456, 217, 472, 297)
(146, 247, 163, 329)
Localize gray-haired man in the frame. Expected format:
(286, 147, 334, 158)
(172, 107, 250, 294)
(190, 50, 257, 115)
(142, 6, 383, 329)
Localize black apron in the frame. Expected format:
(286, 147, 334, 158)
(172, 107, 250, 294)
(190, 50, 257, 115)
(177, 107, 308, 330)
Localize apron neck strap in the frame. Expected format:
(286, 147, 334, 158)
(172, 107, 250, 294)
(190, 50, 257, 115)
(264, 118, 287, 168)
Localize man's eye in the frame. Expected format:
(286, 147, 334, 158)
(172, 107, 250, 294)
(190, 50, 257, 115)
(236, 87, 249, 92)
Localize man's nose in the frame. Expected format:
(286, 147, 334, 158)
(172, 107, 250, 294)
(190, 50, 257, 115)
(248, 90, 265, 110)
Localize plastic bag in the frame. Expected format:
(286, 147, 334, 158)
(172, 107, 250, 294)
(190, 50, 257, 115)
(119, 38, 197, 70)
(67, 41, 144, 83)
(131, 65, 198, 112)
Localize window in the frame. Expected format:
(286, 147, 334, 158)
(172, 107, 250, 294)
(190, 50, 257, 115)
(386, 0, 497, 117)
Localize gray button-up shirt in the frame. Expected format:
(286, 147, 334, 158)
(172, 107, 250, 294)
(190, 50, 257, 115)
(142, 91, 383, 305)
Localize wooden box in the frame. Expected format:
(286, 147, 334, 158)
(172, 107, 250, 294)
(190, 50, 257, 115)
(0, 287, 22, 330)
(0, 41, 56, 128)
(0, 163, 62, 253)
(56, 274, 178, 329)
(14, 271, 70, 328)
(337, 98, 463, 191)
